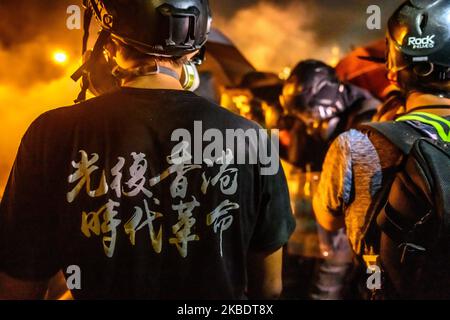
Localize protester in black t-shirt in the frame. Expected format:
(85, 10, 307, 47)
(0, 0, 294, 300)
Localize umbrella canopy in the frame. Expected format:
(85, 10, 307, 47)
(335, 39, 395, 100)
(199, 28, 256, 87)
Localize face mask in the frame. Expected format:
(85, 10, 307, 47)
(296, 111, 341, 143)
(82, 49, 121, 97)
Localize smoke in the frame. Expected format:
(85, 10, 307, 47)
(0, 65, 80, 193)
(0, 40, 66, 88)
(214, 1, 342, 73)
(0, 0, 82, 193)
(0, 0, 82, 88)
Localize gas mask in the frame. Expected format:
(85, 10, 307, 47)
(294, 109, 342, 142)
(77, 46, 201, 99)
(283, 81, 346, 143)
(80, 48, 120, 97)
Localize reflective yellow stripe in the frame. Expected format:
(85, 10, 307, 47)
(411, 112, 450, 128)
(396, 113, 450, 142)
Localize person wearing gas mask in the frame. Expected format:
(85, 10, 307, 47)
(280, 60, 379, 169)
(314, 0, 450, 299)
(279, 60, 379, 300)
(0, 0, 295, 300)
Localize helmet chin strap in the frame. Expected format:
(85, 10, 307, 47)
(71, 29, 111, 103)
(112, 61, 180, 81)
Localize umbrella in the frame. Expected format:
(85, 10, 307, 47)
(199, 28, 256, 88)
(335, 39, 396, 100)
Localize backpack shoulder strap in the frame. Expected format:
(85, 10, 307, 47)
(357, 120, 421, 261)
(360, 121, 423, 154)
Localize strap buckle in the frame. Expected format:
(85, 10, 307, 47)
(398, 211, 431, 264)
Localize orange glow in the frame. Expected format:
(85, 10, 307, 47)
(0, 64, 80, 196)
(53, 51, 68, 64)
(279, 67, 292, 80)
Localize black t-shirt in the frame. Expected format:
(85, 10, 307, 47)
(0, 88, 295, 299)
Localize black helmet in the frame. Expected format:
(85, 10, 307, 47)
(387, 0, 450, 97)
(72, 0, 211, 103)
(280, 60, 346, 122)
(87, 0, 212, 57)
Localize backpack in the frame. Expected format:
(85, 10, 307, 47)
(359, 111, 450, 299)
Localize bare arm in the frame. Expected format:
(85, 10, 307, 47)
(0, 272, 48, 300)
(247, 247, 283, 300)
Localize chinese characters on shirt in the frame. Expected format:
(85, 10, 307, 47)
(67, 142, 240, 259)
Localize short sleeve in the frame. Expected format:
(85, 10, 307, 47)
(313, 132, 354, 219)
(0, 119, 60, 280)
(249, 161, 295, 252)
